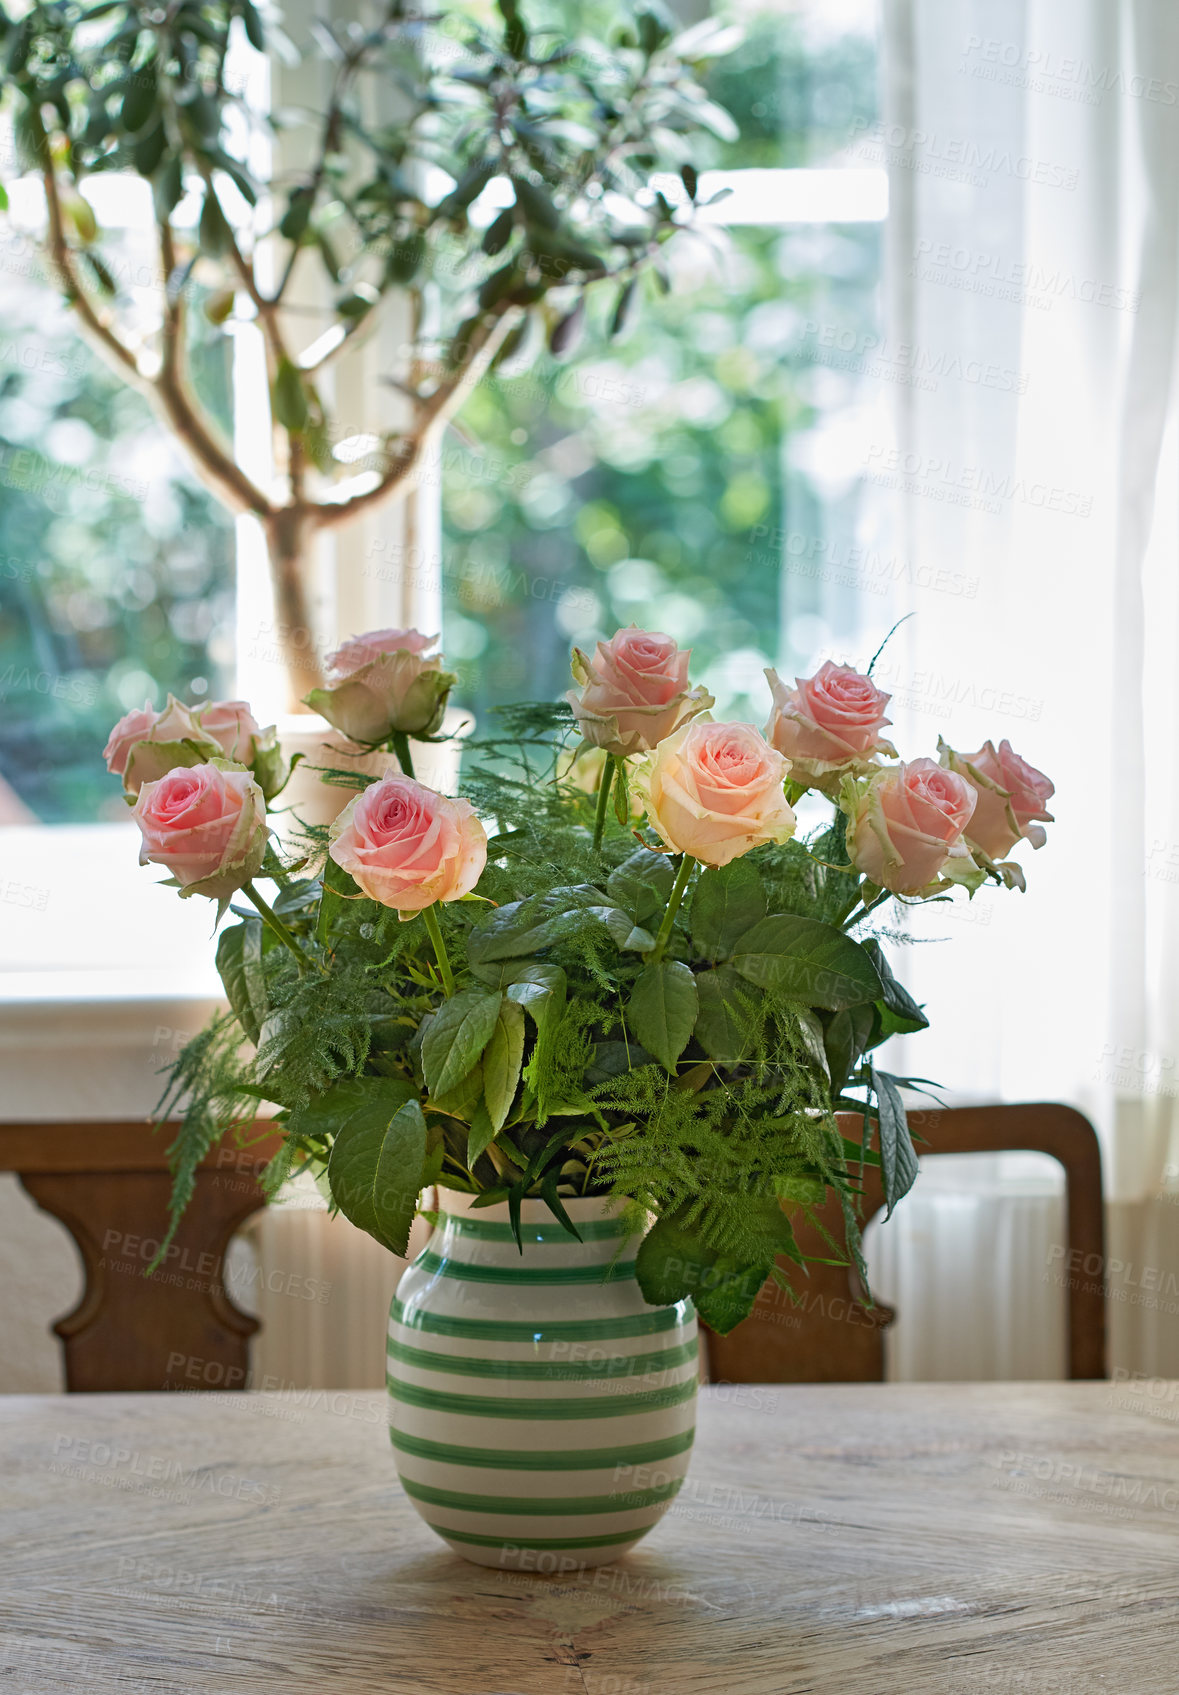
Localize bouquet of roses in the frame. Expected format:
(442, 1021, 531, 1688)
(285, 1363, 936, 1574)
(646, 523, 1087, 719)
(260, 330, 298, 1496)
(105, 626, 1054, 1333)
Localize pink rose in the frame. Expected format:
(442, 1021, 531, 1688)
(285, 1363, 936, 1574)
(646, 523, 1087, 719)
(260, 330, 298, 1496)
(196, 699, 287, 801)
(196, 699, 263, 762)
(104, 695, 221, 795)
(328, 775, 487, 912)
(567, 627, 713, 757)
(940, 737, 1055, 860)
(306, 628, 457, 744)
(133, 763, 268, 899)
(845, 759, 979, 895)
(635, 719, 796, 867)
(103, 701, 158, 777)
(765, 661, 895, 789)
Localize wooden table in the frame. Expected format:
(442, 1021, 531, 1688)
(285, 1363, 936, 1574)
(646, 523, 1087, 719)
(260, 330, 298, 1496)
(1, 1382, 1176, 1693)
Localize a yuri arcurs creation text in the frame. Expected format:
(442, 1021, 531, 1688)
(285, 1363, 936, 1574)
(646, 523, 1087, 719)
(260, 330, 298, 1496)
(105, 626, 1054, 1332)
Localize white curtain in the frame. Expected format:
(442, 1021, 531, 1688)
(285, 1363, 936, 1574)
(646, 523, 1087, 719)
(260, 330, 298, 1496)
(864, 0, 1179, 1376)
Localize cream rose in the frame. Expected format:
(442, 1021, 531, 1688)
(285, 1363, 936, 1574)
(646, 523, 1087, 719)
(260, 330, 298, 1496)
(844, 759, 979, 895)
(940, 737, 1055, 861)
(567, 627, 712, 757)
(105, 695, 221, 795)
(764, 661, 895, 790)
(306, 628, 457, 745)
(329, 775, 487, 912)
(133, 763, 268, 899)
(635, 719, 796, 867)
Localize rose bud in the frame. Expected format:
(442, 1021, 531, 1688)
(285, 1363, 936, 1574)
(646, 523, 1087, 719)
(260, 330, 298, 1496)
(328, 775, 487, 913)
(105, 695, 221, 795)
(939, 737, 1055, 861)
(305, 628, 457, 746)
(567, 627, 713, 758)
(132, 763, 268, 900)
(635, 719, 796, 867)
(764, 661, 896, 791)
(196, 699, 288, 802)
(844, 759, 980, 895)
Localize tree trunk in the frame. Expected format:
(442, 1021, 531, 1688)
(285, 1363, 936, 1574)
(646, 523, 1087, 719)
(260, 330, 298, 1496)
(265, 507, 326, 706)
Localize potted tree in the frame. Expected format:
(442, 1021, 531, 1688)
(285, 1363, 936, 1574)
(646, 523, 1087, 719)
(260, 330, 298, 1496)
(0, 0, 738, 706)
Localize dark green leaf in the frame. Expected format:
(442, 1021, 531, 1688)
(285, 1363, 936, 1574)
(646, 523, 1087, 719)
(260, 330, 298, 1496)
(7, 16, 34, 75)
(628, 959, 697, 1072)
(466, 1099, 497, 1169)
(153, 153, 184, 220)
(732, 916, 882, 1010)
(690, 860, 766, 958)
(215, 919, 267, 1045)
(482, 207, 515, 256)
(241, 0, 266, 52)
(822, 1003, 878, 1097)
(421, 989, 502, 1099)
(635, 1207, 771, 1334)
(121, 62, 157, 133)
(279, 185, 314, 242)
(199, 185, 232, 257)
(513, 175, 560, 230)
(272, 357, 309, 430)
(327, 1095, 426, 1256)
(609, 275, 638, 338)
(872, 1065, 919, 1218)
(862, 940, 930, 1035)
(483, 997, 525, 1131)
(607, 847, 674, 922)
(693, 964, 756, 1064)
(680, 163, 698, 200)
(133, 121, 166, 175)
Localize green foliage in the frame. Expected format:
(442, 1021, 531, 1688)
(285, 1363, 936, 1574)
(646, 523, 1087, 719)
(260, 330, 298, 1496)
(152, 688, 929, 1327)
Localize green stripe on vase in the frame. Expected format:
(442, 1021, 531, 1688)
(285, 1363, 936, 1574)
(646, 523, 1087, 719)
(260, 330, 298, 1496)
(390, 1426, 696, 1472)
(386, 1336, 699, 1381)
(400, 1476, 683, 1516)
(438, 1214, 633, 1244)
(426, 1524, 654, 1552)
(390, 1299, 691, 1342)
(413, 1251, 638, 1285)
(388, 1374, 698, 1419)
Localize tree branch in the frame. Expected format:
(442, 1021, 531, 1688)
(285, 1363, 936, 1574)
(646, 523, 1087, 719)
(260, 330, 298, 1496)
(40, 164, 147, 390)
(309, 304, 521, 531)
(155, 216, 274, 519)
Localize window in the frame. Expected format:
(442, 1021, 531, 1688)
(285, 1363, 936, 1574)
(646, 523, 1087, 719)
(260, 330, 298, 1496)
(442, 0, 886, 729)
(0, 206, 234, 824)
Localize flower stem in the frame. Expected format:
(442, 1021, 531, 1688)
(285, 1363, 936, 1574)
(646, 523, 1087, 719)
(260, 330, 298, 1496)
(591, 754, 617, 851)
(422, 902, 456, 996)
(391, 730, 416, 781)
(843, 885, 891, 930)
(242, 881, 314, 974)
(649, 854, 695, 964)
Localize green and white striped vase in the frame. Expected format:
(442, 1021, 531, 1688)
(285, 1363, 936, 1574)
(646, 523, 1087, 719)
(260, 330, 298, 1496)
(387, 1188, 698, 1570)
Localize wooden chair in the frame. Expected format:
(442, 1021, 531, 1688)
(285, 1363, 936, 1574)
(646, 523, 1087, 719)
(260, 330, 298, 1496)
(0, 1120, 281, 1392)
(703, 1103, 1106, 1385)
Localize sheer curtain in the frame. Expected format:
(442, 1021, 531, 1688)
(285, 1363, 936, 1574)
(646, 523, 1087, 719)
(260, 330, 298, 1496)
(865, 0, 1179, 1377)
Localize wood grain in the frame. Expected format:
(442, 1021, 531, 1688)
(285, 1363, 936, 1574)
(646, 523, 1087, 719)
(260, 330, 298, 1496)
(1, 1382, 1175, 1692)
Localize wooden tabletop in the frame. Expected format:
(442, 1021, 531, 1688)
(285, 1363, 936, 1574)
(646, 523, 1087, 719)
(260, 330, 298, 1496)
(1, 1381, 1176, 1693)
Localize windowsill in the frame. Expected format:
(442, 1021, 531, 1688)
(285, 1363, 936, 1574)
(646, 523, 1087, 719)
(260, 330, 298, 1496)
(0, 823, 225, 1116)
